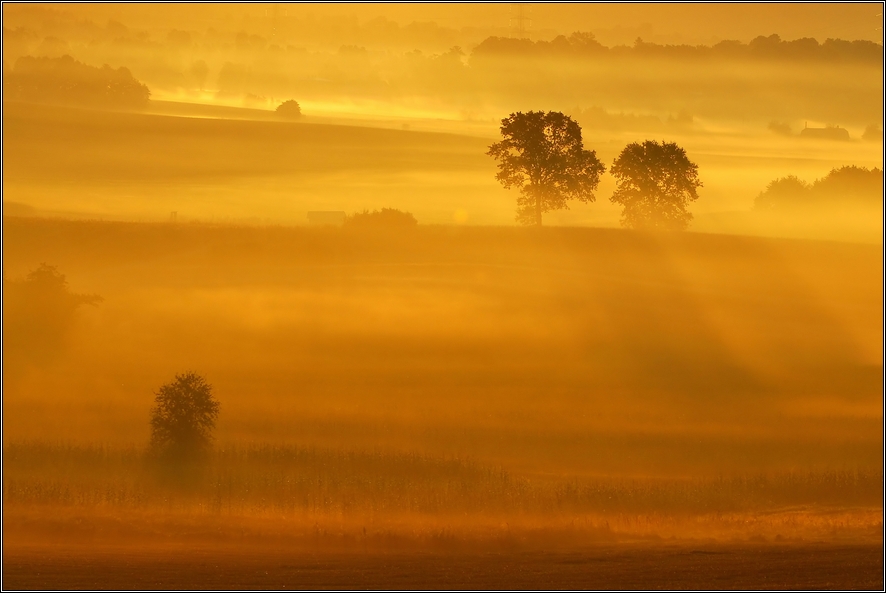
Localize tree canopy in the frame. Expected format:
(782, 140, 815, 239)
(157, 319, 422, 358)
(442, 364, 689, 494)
(471, 33, 881, 64)
(487, 111, 605, 225)
(3, 264, 102, 368)
(609, 140, 702, 230)
(150, 372, 220, 461)
(275, 99, 302, 118)
(4, 55, 150, 108)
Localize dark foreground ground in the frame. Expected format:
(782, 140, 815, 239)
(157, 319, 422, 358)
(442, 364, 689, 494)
(3, 543, 883, 590)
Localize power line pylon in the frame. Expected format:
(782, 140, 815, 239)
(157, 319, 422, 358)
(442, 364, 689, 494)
(510, 4, 532, 40)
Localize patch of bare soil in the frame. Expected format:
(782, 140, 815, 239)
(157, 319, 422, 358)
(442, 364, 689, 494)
(3, 542, 882, 590)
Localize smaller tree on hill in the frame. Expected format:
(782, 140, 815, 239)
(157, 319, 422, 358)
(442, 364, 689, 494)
(610, 140, 702, 230)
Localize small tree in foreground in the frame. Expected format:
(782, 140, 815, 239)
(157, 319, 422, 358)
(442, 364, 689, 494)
(487, 111, 606, 226)
(610, 140, 702, 230)
(150, 372, 219, 462)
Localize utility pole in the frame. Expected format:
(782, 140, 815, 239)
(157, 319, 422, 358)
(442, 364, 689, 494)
(265, 3, 287, 42)
(876, 8, 883, 45)
(270, 4, 279, 42)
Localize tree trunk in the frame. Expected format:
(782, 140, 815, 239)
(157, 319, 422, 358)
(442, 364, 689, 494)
(536, 193, 542, 226)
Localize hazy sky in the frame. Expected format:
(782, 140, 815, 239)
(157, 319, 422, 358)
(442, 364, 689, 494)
(29, 3, 884, 46)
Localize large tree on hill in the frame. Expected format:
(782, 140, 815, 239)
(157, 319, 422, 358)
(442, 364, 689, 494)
(610, 140, 702, 230)
(487, 111, 606, 226)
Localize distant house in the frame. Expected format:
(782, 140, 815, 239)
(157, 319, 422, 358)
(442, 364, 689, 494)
(307, 211, 346, 226)
(800, 123, 851, 141)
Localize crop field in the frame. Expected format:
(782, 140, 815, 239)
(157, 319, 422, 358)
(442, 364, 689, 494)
(4, 219, 882, 582)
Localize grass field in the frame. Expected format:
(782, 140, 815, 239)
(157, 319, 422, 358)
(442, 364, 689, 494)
(4, 442, 882, 547)
(3, 218, 881, 566)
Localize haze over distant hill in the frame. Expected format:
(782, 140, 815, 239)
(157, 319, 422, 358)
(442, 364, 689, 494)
(5, 3, 881, 49)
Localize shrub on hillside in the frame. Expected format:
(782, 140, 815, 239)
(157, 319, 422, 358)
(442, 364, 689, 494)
(343, 208, 418, 230)
(275, 99, 302, 118)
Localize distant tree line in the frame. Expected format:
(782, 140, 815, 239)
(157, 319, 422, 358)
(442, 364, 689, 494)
(3, 54, 151, 108)
(471, 33, 882, 64)
(755, 166, 883, 211)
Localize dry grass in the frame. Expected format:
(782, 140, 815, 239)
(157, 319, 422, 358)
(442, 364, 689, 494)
(4, 442, 881, 546)
(3, 220, 882, 548)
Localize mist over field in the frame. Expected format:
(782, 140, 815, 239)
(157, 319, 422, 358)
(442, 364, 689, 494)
(2, 3, 883, 589)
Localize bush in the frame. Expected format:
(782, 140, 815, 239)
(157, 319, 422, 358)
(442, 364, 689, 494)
(343, 208, 418, 230)
(275, 99, 302, 118)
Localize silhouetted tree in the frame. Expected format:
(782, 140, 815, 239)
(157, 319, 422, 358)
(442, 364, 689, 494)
(189, 59, 209, 89)
(487, 111, 605, 226)
(275, 99, 302, 118)
(5, 55, 150, 108)
(812, 165, 883, 203)
(768, 121, 793, 136)
(610, 140, 702, 230)
(150, 372, 219, 462)
(862, 124, 882, 142)
(755, 175, 810, 210)
(3, 264, 102, 366)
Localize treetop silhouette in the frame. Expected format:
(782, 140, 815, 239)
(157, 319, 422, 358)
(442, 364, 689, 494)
(755, 165, 883, 210)
(610, 140, 702, 230)
(276, 99, 302, 118)
(4, 55, 150, 108)
(150, 372, 220, 462)
(487, 111, 605, 226)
